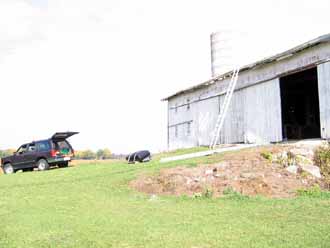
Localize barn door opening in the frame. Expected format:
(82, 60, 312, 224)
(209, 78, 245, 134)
(280, 67, 321, 140)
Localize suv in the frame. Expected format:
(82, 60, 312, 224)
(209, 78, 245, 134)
(1, 132, 79, 174)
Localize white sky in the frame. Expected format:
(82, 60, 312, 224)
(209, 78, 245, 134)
(0, 0, 330, 153)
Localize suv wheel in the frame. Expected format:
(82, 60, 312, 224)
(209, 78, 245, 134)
(3, 163, 14, 174)
(37, 159, 49, 171)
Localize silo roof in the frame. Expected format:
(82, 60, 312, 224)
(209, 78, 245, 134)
(162, 33, 330, 101)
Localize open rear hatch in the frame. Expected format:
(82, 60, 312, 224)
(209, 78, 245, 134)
(51, 132, 79, 141)
(51, 132, 79, 158)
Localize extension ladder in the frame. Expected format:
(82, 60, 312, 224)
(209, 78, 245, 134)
(209, 68, 239, 149)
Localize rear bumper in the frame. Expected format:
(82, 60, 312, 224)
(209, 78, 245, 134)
(48, 157, 71, 164)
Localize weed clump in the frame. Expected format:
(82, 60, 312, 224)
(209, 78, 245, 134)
(297, 184, 322, 197)
(260, 151, 273, 162)
(313, 142, 330, 188)
(193, 187, 214, 199)
(222, 187, 248, 200)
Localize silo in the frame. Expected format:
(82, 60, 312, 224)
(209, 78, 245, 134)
(210, 30, 246, 77)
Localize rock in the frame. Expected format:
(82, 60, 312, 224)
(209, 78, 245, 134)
(286, 165, 298, 174)
(186, 178, 193, 185)
(214, 174, 227, 180)
(205, 169, 213, 176)
(193, 177, 200, 182)
(290, 148, 313, 158)
(279, 152, 288, 159)
(240, 172, 255, 179)
(296, 155, 313, 165)
(300, 165, 322, 179)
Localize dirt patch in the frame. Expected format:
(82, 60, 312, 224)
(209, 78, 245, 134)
(131, 146, 323, 198)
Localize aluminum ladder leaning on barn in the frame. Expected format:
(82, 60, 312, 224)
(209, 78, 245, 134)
(209, 68, 240, 149)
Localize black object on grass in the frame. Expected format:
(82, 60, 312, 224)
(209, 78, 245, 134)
(126, 150, 151, 164)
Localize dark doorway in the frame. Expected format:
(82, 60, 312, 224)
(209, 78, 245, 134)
(280, 67, 321, 140)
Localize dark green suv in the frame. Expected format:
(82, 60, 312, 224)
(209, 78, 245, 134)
(1, 132, 79, 174)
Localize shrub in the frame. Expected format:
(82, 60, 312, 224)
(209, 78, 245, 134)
(313, 142, 330, 188)
(287, 151, 296, 166)
(223, 187, 237, 195)
(275, 151, 296, 168)
(222, 187, 248, 200)
(193, 187, 214, 199)
(0, 149, 16, 158)
(203, 187, 213, 198)
(297, 184, 322, 197)
(260, 151, 273, 161)
(193, 192, 203, 199)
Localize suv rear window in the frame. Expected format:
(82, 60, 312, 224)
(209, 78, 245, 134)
(53, 140, 72, 155)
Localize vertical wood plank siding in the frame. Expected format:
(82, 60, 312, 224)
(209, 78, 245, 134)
(219, 90, 245, 144)
(318, 62, 330, 138)
(168, 78, 283, 148)
(243, 79, 282, 143)
(218, 79, 282, 145)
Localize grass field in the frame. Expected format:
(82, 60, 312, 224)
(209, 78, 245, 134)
(1, 150, 330, 248)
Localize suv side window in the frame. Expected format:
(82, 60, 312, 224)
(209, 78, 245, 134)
(17, 144, 27, 154)
(36, 141, 51, 152)
(27, 143, 36, 153)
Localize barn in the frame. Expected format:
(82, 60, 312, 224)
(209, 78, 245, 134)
(163, 34, 330, 150)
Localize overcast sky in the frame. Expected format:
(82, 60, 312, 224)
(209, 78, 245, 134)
(0, 0, 330, 153)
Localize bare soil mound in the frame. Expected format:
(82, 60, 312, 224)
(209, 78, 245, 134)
(131, 146, 323, 198)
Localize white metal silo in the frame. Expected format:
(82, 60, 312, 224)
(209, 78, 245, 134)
(210, 29, 247, 77)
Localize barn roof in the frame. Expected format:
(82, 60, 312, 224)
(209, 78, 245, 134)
(162, 33, 330, 101)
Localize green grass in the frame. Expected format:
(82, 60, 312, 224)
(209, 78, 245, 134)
(1, 151, 330, 247)
(153, 146, 210, 160)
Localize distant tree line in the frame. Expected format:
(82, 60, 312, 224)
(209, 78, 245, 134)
(0, 149, 16, 158)
(74, 148, 112, 160)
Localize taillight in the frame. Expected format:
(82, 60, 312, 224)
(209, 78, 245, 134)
(51, 150, 59, 157)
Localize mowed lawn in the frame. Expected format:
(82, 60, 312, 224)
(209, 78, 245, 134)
(1, 150, 330, 248)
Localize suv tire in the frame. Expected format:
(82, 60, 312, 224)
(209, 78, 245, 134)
(37, 159, 49, 171)
(3, 163, 14, 174)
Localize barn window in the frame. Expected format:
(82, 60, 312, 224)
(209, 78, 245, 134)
(175, 126, 178, 138)
(187, 99, 190, 111)
(187, 122, 191, 136)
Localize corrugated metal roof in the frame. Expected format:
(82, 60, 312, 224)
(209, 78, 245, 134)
(162, 33, 330, 101)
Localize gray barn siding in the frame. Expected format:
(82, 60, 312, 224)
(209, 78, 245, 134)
(168, 79, 283, 149)
(318, 62, 330, 139)
(217, 78, 282, 145)
(243, 78, 282, 143)
(194, 97, 219, 146)
(168, 122, 195, 150)
(219, 90, 245, 144)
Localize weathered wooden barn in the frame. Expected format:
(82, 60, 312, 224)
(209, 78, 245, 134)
(163, 34, 330, 150)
